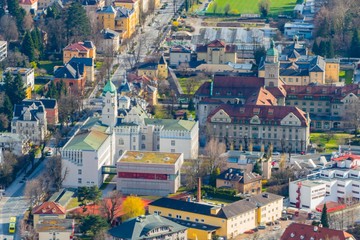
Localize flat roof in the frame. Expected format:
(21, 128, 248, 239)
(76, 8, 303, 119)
(36, 219, 73, 232)
(118, 151, 182, 164)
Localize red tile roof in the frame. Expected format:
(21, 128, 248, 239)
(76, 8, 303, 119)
(207, 104, 309, 127)
(207, 39, 225, 47)
(245, 87, 277, 106)
(19, 0, 37, 5)
(316, 201, 346, 213)
(280, 223, 354, 240)
(331, 153, 360, 162)
(196, 40, 236, 53)
(32, 202, 66, 215)
(64, 42, 89, 52)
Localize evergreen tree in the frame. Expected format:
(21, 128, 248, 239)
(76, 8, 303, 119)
(22, 31, 35, 62)
(312, 40, 319, 55)
(253, 161, 263, 175)
(318, 41, 327, 57)
(7, 0, 25, 30)
(188, 98, 195, 111)
(46, 81, 58, 99)
(2, 95, 13, 119)
(183, 112, 188, 120)
(4, 72, 26, 106)
(65, 2, 91, 42)
(0, 0, 6, 17)
(326, 40, 335, 58)
(320, 203, 329, 228)
(209, 167, 220, 187)
(350, 29, 360, 58)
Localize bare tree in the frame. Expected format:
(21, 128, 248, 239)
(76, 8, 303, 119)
(204, 138, 227, 173)
(344, 98, 360, 133)
(0, 15, 19, 42)
(22, 13, 34, 31)
(0, 151, 18, 186)
(44, 156, 69, 191)
(101, 190, 122, 224)
(4, 51, 29, 68)
(184, 158, 207, 189)
(20, 219, 37, 240)
(24, 178, 44, 207)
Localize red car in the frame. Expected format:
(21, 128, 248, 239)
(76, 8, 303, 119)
(244, 230, 255, 234)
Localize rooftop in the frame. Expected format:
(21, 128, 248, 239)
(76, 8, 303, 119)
(36, 219, 74, 233)
(118, 151, 182, 164)
(144, 118, 197, 131)
(32, 201, 66, 215)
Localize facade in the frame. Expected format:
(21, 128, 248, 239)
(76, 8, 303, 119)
(113, 0, 139, 24)
(62, 41, 96, 64)
(54, 62, 86, 95)
(289, 153, 360, 210)
(116, 151, 183, 196)
(96, 5, 136, 39)
(61, 117, 114, 188)
(137, 56, 168, 79)
(3, 67, 35, 98)
(169, 45, 192, 67)
(216, 168, 262, 195)
(148, 193, 283, 239)
(22, 98, 59, 125)
(36, 219, 75, 240)
(19, 0, 38, 12)
(0, 41, 7, 62)
(281, 223, 355, 240)
(196, 40, 236, 64)
(0, 132, 30, 155)
(12, 101, 47, 144)
(98, 28, 120, 54)
(32, 202, 66, 228)
(108, 215, 188, 240)
(284, 22, 314, 39)
(68, 57, 95, 82)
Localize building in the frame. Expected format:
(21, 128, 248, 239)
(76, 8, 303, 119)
(108, 215, 188, 240)
(96, 5, 136, 40)
(116, 151, 183, 196)
(54, 61, 86, 95)
(3, 67, 35, 98)
(280, 223, 355, 240)
(19, 0, 38, 12)
(32, 202, 66, 228)
(38, 0, 59, 9)
(98, 28, 120, 54)
(62, 41, 96, 64)
(169, 45, 192, 67)
(289, 153, 360, 210)
(0, 133, 30, 155)
(36, 219, 74, 240)
(216, 168, 262, 195)
(196, 40, 237, 64)
(61, 117, 114, 188)
(148, 193, 283, 239)
(137, 56, 168, 79)
(113, 0, 139, 25)
(68, 57, 95, 82)
(284, 22, 314, 39)
(12, 101, 47, 144)
(82, 0, 105, 13)
(22, 98, 59, 125)
(0, 41, 7, 62)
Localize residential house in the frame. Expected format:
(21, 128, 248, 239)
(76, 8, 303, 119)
(280, 223, 355, 240)
(148, 193, 283, 239)
(3, 67, 34, 99)
(62, 41, 96, 64)
(0, 41, 7, 62)
(137, 56, 168, 79)
(108, 215, 188, 240)
(116, 151, 183, 196)
(113, 0, 139, 25)
(0, 133, 30, 155)
(82, 0, 105, 14)
(196, 40, 237, 64)
(216, 168, 262, 195)
(169, 45, 192, 67)
(12, 101, 47, 144)
(22, 98, 59, 125)
(36, 219, 75, 240)
(32, 202, 66, 228)
(54, 61, 86, 95)
(68, 57, 95, 82)
(284, 22, 314, 40)
(98, 28, 120, 54)
(38, 0, 60, 9)
(19, 0, 38, 12)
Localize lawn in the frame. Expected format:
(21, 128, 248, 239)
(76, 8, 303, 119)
(66, 197, 81, 210)
(310, 133, 353, 152)
(206, 0, 297, 16)
(339, 70, 354, 85)
(34, 84, 44, 94)
(38, 60, 62, 75)
(178, 78, 208, 95)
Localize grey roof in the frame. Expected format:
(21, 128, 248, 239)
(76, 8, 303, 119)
(54, 62, 85, 79)
(217, 168, 262, 184)
(108, 215, 187, 239)
(246, 192, 284, 207)
(115, 6, 134, 19)
(165, 217, 219, 231)
(101, 28, 119, 39)
(13, 102, 45, 121)
(68, 57, 94, 67)
(97, 5, 116, 14)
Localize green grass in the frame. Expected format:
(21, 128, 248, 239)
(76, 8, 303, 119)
(178, 78, 208, 95)
(310, 133, 353, 152)
(202, 197, 235, 205)
(95, 61, 104, 69)
(38, 60, 62, 75)
(34, 84, 44, 94)
(339, 70, 354, 85)
(66, 197, 81, 209)
(206, 0, 297, 16)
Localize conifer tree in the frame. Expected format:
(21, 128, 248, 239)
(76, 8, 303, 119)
(320, 203, 329, 228)
(312, 40, 319, 55)
(22, 31, 35, 62)
(350, 29, 360, 58)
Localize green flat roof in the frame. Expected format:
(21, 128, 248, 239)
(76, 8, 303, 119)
(119, 151, 182, 164)
(64, 129, 109, 151)
(145, 119, 196, 131)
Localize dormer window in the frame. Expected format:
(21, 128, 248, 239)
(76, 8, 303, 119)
(253, 108, 260, 114)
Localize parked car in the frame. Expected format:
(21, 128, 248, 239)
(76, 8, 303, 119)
(280, 216, 288, 221)
(273, 152, 281, 155)
(244, 230, 255, 234)
(258, 225, 266, 230)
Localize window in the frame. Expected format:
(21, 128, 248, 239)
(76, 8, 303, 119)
(168, 213, 172, 217)
(78, 178, 82, 184)
(171, 149, 175, 153)
(78, 169, 82, 175)
(171, 140, 175, 146)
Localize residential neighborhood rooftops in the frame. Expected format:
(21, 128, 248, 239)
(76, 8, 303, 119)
(144, 119, 197, 131)
(32, 201, 66, 215)
(118, 151, 182, 164)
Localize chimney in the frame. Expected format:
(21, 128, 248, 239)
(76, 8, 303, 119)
(313, 226, 318, 232)
(197, 177, 202, 202)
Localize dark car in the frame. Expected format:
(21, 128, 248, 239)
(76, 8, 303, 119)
(258, 225, 266, 230)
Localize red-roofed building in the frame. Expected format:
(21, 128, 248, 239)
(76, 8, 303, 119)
(280, 223, 355, 240)
(63, 41, 96, 64)
(32, 202, 66, 228)
(196, 39, 237, 64)
(19, 0, 38, 12)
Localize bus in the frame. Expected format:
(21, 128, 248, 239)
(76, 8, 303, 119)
(9, 216, 16, 233)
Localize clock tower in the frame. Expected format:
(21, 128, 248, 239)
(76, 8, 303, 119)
(264, 40, 280, 87)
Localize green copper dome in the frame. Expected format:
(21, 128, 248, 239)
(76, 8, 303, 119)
(103, 80, 117, 96)
(266, 40, 278, 56)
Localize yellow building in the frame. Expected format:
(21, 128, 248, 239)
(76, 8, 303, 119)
(137, 56, 168, 79)
(63, 41, 96, 64)
(148, 193, 283, 240)
(196, 39, 237, 64)
(325, 59, 340, 83)
(96, 5, 136, 40)
(113, 0, 139, 25)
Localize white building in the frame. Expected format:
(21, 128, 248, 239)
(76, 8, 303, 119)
(36, 219, 74, 240)
(0, 132, 30, 155)
(289, 153, 360, 210)
(169, 45, 192, 67)
(3, 67, 35, 90)
(0, 41, 7, 62)
(98, 28, 120, 54)
(284, 22, 314, 40)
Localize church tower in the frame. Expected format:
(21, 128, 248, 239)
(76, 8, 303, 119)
(264, 40, 280, 87)
(101, 80, 118, 127)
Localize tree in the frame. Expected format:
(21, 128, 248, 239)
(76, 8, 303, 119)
(2, 95, 13, 119)
(254, 46, 266, 66)
(80, 215, 109, 237)
(46, 80, 58, 99)
(0, 15, 18, 42)
(24, 178, 44, 207)
(7, 0, 25, 30)
(78, 186, 102, 212)
(122, 196, 146, 221)
(326, 40, 335, 58)
(0, 151, 18, 186)
(0, 113, 9, 131)
(44, 156, 69, 191)
(224, 4, 231, 15)
(22, 13, 33, 31)
(312, 40, 319, 55)
(65, 2, 91, 43)
(4, 72, 26, 106)
(258, 0, 270, 18)
(204, 138, 227, 174)
(188, 98, 195, 111)
(350, 29, 360, 58)
(320, 203, 329, 228)
(253, 161, 263, 175)
(209, 167, 220, 187)
(22, 31, 35, 62)
(318, 40, 327, 57)
(101, 190, 122, 224)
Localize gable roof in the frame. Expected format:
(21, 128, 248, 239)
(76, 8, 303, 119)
(97, 5, 116, 13)
(13, 102, 45, 121)
(32, 201, 66, 215)
(54, 62, 85, 79)
(22, 99, 57, 109)
(196, 39, 236, 53)
(64, 42, 89, 52)
(280, 223, 355, 240)
(217, 168, 262, 184)
(19, 0, 37, 5)
(144, 119, 196, 131)
(68, 57, 94, 67)
(63, 127, 109, 151)
(245, 87, 277, 106)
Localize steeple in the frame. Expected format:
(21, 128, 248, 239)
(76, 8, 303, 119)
(264, 39, 280, 87)
(101, 79, 118, 127)
(103, 79, 117, 96)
